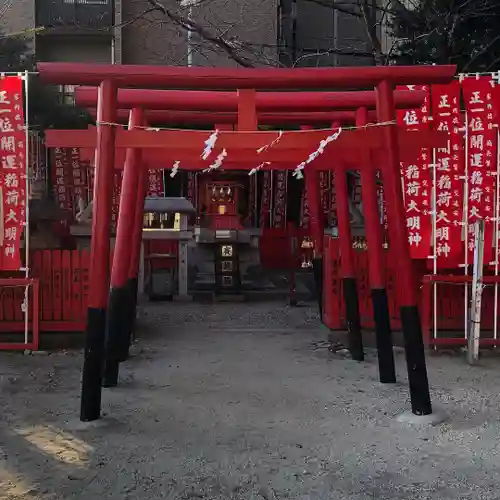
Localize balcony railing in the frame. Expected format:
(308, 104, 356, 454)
(36, 0, 114, 32)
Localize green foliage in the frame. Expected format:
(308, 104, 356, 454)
(388, 0, 500, 73)
(0, 32, 92, 130)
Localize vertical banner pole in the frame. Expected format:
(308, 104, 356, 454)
(269, 171, 274, 227)
(467, 220, 485, 364)
(45, 139, 50, 200)
(328, 171, 332, 227)
(23, 71, 30, 346)
(493, 110, 500, 341)
(431, 147, 438, 343)
(463, 106, 469, 339)
(253, 173, 258, 227)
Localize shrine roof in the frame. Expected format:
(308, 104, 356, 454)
(144, 197, 196, 214)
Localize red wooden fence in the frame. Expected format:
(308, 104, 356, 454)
(322, 236, 500, 339)
(0, 250, 90, 332)
(0, 238, 497, 342)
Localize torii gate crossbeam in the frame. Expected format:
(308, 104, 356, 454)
(87, 109, 376, 126)
(75, 87, 427, 112)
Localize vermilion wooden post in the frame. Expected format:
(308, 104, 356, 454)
(302, 125, 324, 318)
(304, 169, 323, 255)
(356, 107, 396, 382)
(376, 80, 432, 415)
(126, 167, 148, 355)
(305, 169, 324, 317)
(237, 89, 258, 131)
(80, 79, 117, 422)
(103, 107, 144, 387)
(334, 166, 364, 361)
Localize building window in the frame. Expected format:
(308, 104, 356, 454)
(63, 0, 109, 4)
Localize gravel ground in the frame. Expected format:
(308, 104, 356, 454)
(1, 301, 500, 499)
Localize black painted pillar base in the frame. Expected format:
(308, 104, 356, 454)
(400, 305, 432, 415)
(129, 276, 139, 343)
(102, 286, 128, 388)
(342, 277, 364, 361)
(371, 288, 396, 383)
(80, 307, 106, 422)
(117, 278, 137, 362)
(311, 256, 324, 320)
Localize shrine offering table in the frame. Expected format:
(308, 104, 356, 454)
(193, 227, 260, 296)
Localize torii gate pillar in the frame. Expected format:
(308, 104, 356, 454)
(357, 106, 396, 383)
(335, 161, 364, 362)
(125, 166, 148, 358)
(80, 80, 118, 422)
(103, 107, 144, 387)
(300, 125, 325, 319)
(376, 80, 431, 415)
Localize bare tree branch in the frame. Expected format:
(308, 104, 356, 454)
(358, 0, 384, 64)
(145, 0, 257, 67)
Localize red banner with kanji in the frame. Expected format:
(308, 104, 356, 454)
(319, 171, 330, 219)
(69, 147, 88, 212)
(462, 76, 497, 265)
(330, 173, 337, 228)
(186, 172, 196, 208)
(396, 85, 432, 259)
(86, 161, 94, 197)
(273, 170, 287, 228)
(52, 148, 73, 213)
(52, 147, 90, 221)
(300, 184, 309, 228)
(259, 171, 271, 228)
(248, 172, 255, 226)
(0, 76, 26, 270)
(146, 169, 164, 197)
(431, 81, 465, 267)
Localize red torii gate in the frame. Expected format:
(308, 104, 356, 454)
(38, 62, 456, 425)
(48, 87, 431, 390)
(46, 104, 436, 377)
(57, 86, 427, 323)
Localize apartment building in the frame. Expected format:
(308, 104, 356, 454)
(0, 0, 276, 67)
(0, 0, 383, 70)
